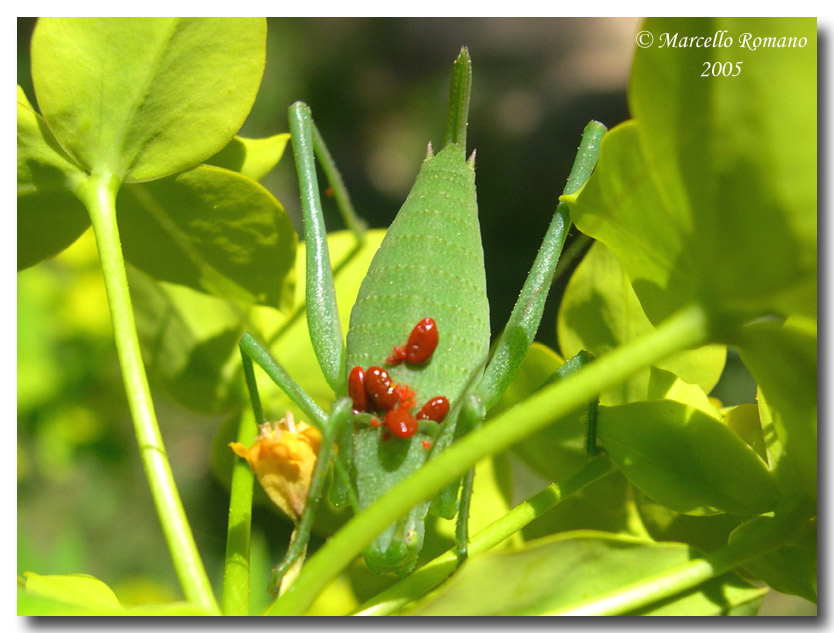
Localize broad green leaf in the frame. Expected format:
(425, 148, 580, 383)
(630, 17, 816, 321)
(558, 241, 725, 404)
(408, 531, 765, 615)
(521, 472, 637, 541)
(566, 18, 816, 325)
(635, 490, 743, 553)
(31, 17, 266, 182)
(646, 366, 722, 420)
(17, 97, 89, 269)
(118, 165, 296, 310)
(757, 388, 810, 499)
(731, 516, 817, 604)
(18, 587, 213, 616)
(129, 268, 244, 414)
(206, 133, 290, 181)
(737, 316, 816, 497)
(17, 84, 33, 109)
(723, 403, 767, 462)
(21, 572, 120, 611)
(598, 400, 780, 516)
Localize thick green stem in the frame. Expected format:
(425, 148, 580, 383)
(220, 352, 263, 615)
(77, 173, 218, 613)
(354, 456, 614, 616)
(268, 303, 711, 615)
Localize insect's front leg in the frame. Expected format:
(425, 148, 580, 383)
(287, 102, 347, 395)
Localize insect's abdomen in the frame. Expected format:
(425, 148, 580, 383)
(347, 144, 490, 400)
(344, 143, 490, 575)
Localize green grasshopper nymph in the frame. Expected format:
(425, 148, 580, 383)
(235, 48, 606, 589)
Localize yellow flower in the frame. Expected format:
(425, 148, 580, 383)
(230, 412, 322, 523)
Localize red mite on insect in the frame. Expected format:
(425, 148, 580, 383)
(348, 317, 448, 440)
(385, 408, 418, 439)
(365, 366, 399, 410)
(387, 317, 438, 365)
(417, 396, 449, 423)
(348, 366, 368, 413)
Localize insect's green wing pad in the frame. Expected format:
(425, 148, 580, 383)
(346, 144, 490, 573)
(347, 144, 490, 400)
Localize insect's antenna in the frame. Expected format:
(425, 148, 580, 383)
(443, 46, 472, 151)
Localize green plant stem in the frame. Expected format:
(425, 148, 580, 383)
(221, 410, 257, 615)
(353, 455, 614, 616)
(77, 172, 218, 613)
(549, 509, 797, 615)
(268, 303, 711, 615)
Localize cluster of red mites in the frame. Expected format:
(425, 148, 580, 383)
(349, 318, 449, 444)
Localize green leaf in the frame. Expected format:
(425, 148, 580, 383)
(206, 133, 290, 181)
(597, 400, 780, 516)
(635, 490, 744, 553)
(129, 267, 244, 414)
(558, 241, 725, 404)
(736, 316, 816, 497)
(408, 532, 766, 615)
(646, 366, 721, 420)
(118, 165, 296, 310)
(566, 18, 816, 325)
(731, 516, 817, 604)
(17, 97, 89, 269)
(21, 572, 121, 612)
(723, 403, 768, 462)
(31, 17, 266, 182)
